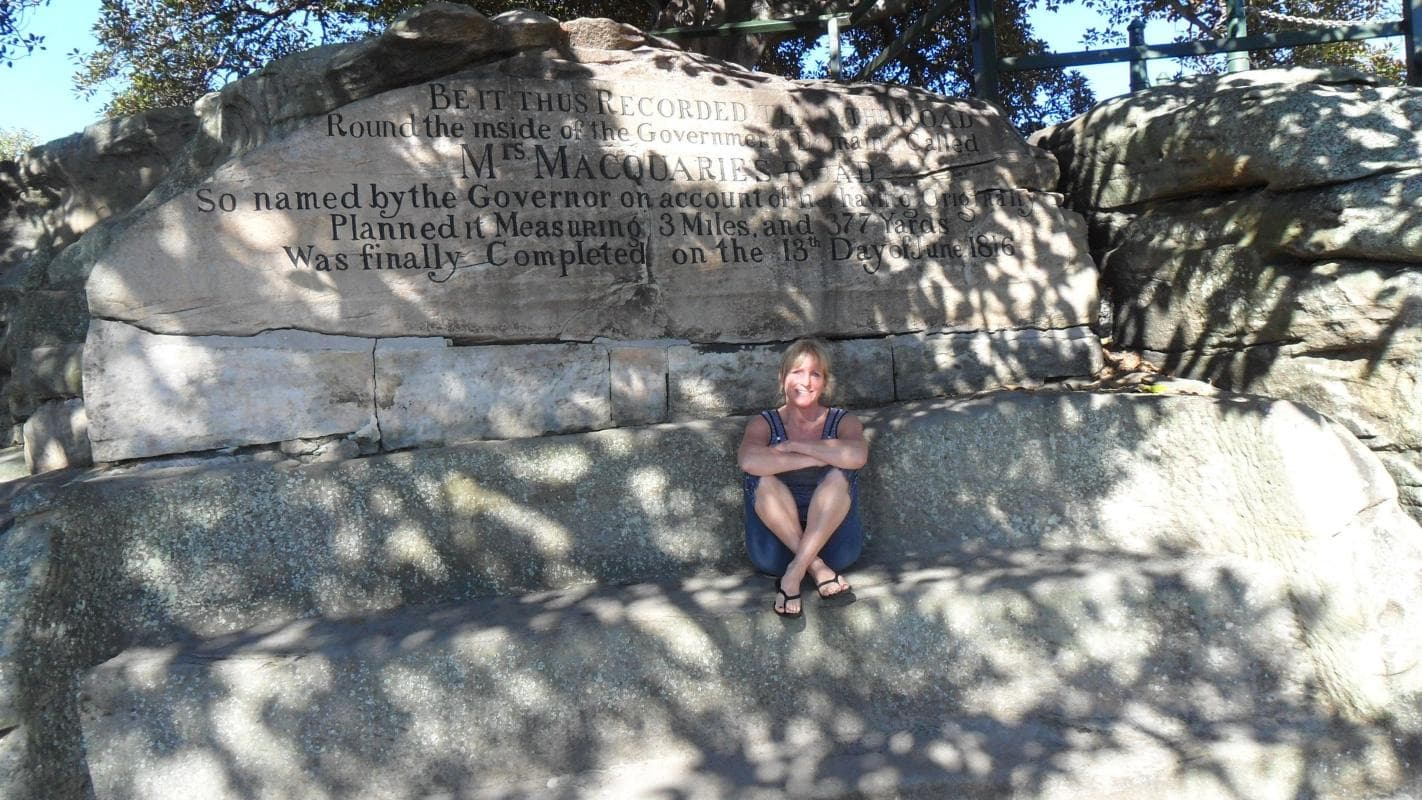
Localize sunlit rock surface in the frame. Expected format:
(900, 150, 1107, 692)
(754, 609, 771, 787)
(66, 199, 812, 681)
(4, 8, 1420, 800)
(83, 320, 378, 462)
(1034, 69, 1422, 523)
(5, 393, 1407, 798)
(50, 3, 1105, 463)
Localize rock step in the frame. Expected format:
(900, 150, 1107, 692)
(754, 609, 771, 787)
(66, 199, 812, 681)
(79, 551, 1414, 800)
(18, 392, 1412, 650)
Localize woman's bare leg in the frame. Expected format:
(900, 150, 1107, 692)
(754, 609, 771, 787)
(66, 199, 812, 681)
(754, 476, 842, 614)
(781, 469, 853, 602)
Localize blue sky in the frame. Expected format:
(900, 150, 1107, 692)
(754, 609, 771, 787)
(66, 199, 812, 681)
(0, 0, 109, 143)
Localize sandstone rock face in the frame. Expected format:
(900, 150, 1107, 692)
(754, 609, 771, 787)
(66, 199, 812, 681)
(83, 324, 1099, 460)
(83, 320, 378, 462)
(1033, 69, 1422, 522)
(0, 108, 198, 440)
(2, 393, 1415, 798)
(0, 515, 49, 800)
(87, 58, 1091, 343)
(608, 344, 668, 426)
(52, 4, 1101, 462)
(0, 107, 198, 278)
(21, 399, 91, 473)
(1038, 68, 1422, 210)
(891, 327, 1103, 400)
(375, 338, 613, 449)
(0, 518, 48, 734)
(75, 556, 1398, 800)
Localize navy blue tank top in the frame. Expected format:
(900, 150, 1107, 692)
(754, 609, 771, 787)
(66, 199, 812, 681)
(760, 407, 848, 489)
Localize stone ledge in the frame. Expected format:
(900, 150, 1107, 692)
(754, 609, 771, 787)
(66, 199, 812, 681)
(83, 328, 1107, 461)
(28, 393, 1419, 650)
(892, 327, 1104, 399)
(82, 320, 378, 462)
(11, 391, 1422, 799)
(22, 398, 90, 473)
(375, 338, 613, 449)
(78, 555, 1415, 800)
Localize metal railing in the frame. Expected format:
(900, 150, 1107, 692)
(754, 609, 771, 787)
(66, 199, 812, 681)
(652, 0, 1422, 99)
(975, 0, 1422, 103)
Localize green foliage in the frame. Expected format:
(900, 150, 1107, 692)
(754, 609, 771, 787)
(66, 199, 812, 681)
(770, 0, 1097, 131)
(75, 1, 413, 116)
(73, 0, 661, 116)
(0, 126, 40, 160)
(57, 0, 1405, 130)
(1073, 0, 1405, 80)
(0, 0, 50, 67)
(70, 0, 1097, 132)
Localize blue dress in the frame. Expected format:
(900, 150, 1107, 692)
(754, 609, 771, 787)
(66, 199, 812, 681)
(743, 407, 865, 575)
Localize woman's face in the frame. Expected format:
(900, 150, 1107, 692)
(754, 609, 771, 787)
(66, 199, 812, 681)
(782, 353, 826, 409)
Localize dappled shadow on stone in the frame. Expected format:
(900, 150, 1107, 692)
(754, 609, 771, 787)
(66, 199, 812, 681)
(1031, 68, 1422, 526)
(7, 14, 1422, 800)
(14, 392, 1421, 798)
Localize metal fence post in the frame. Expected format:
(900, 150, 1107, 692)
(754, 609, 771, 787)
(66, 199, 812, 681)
(969, 0, 1001, 104)
(1406, 0, 1421, 86)
(1226, 0, 1250, 72)
(1128, 18, 1150, 90)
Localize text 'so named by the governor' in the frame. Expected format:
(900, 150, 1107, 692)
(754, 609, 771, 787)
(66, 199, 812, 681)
(89, 55, 1090, 342)
(189, 77, 1033, 284)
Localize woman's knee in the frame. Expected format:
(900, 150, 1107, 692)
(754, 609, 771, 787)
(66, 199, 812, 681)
(815, 468, 852, 496)
(753, 474, 792, 509)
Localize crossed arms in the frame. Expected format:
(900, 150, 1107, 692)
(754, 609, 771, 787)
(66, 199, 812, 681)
(737, 413, 869, 477)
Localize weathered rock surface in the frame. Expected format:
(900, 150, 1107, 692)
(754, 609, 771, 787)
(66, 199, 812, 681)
(1, 513, 47, 730)
(22, 398, 91, 473)
(9, 394, 1417, 688)
(1141, 343, 1422, 449)
(2, 288, 90, 419)
(1033, 69, 1422, 522)
(375, 338, 613, 449)
(83, 319, 378, 462)
(0, 107, 198, 445)
(0, 107, 199, 279)
(86, 13, 1090, 344)
(1035, 68, 1420, 210)
(609, 344, 668, 426)
(891, 327, 1103, 399)
(563, 16, 678, 51)
(10, 343, 84, 403)
(5, 392, 1418, 798)
(20, 3, 1105, 464)
(83, 326, 1102, 462)
(174, 3, 535, 188)
(80, 556, 1411, 800)
(0, 511, 50, 800)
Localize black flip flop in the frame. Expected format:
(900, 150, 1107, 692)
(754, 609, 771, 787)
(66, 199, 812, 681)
(815, 573, 855, 605)
(774, 585, 803, 618)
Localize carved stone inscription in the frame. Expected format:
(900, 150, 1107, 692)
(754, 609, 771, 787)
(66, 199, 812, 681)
(87, 53, 1096, 341)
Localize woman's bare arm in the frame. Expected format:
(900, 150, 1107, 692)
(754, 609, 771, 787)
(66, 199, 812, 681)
(737, 415, 828, 476)
(774, 414, 868, 469)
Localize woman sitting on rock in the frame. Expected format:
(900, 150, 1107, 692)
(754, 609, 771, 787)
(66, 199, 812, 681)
(737, 339, 868, 617)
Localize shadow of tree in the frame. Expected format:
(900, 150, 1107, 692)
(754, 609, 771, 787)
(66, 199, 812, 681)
(21, 393, 1422, 798)
(1038, 71, 1420, 386)
(1033, 70, 1422, 528)
(7, 31, 1420, 800)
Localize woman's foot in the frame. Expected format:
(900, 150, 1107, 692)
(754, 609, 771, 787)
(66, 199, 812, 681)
(774, 575, 802, 617)
(809, 561, 850, 598)
(815, 573, 850, 599)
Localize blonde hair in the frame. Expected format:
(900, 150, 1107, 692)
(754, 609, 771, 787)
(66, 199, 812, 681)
(778, 339, 833, 402)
